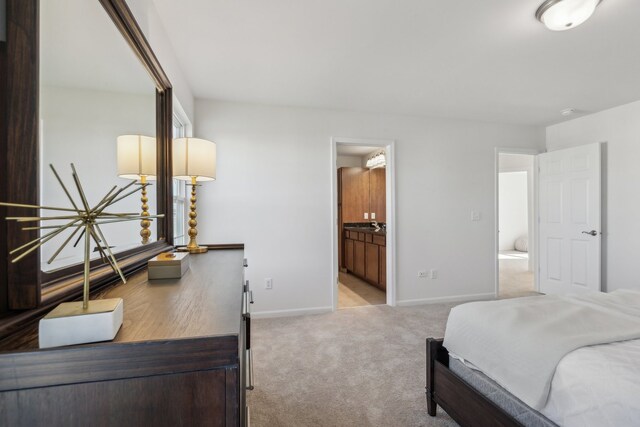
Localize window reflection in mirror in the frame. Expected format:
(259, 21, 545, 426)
(172, 116, 188, 246)
(39, 0, 158, 273)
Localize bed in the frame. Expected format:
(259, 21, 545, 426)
(426, 290, 640, 427)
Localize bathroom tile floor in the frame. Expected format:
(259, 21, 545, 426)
(338, 272, 386, 308)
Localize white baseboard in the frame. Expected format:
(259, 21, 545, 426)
(396, 292, 495, 307)
(252, 293, 495, 317)
(251, 306, 333, 319)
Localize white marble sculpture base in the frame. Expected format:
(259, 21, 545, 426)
(38, 298, 124, 348)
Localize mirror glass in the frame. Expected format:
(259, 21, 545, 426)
(39, 0, 158, 273)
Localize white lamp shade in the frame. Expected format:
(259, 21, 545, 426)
(173, 137, 217, 181)
(538, 0, 599, 31)
(117, 135, 157, 180)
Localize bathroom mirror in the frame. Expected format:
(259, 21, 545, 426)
(39, 0, 158, 272)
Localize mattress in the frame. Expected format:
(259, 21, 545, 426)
(450, 338, 640, 427)
(449, 358, 558, 427)
(443, 290, 640, 410)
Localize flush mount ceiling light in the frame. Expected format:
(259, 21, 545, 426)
(536, 0, 601, 31)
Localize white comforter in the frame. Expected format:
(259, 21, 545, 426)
(443, 290, 640, 411)
(542, 338, 640, 427)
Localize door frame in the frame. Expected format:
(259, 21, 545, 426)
(494, 147, 542, 297)
(330, 137, 396, 310)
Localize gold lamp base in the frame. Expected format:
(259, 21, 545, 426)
(177, 245, 208, 254)
(177, 176, 208, 255)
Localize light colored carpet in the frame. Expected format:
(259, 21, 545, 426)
(499, 251, 538, 299)
(338, 272, 386, 308)
(247, 303, 459, 427)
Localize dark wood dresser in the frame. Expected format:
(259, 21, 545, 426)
(0, 248, 253, 426)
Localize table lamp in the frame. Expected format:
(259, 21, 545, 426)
(173, 137, 216, 254)
(117, 134, 157, 244)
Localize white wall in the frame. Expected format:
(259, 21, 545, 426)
(40, 86, 157, 270)
(546, 99, 640, 292)
(499, 153, 534, 173)
(195, 100, 544, 315)
(498, 172, 528, 251)
(128, 0, 195, 124)
(336, 155, 363, 168)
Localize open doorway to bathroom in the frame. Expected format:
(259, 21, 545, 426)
(334, 141, 392, 309)
(497, 153, 537, 298)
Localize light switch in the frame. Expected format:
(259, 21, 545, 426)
(471, 211, 481, 221)
(364, 212, 369, 220)
(371, 212, 376, 220)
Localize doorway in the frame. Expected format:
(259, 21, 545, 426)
(331, 138, 396, 310)
(496, 151, 539, 298)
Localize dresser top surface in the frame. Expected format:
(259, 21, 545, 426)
(0, 249, 245, 353)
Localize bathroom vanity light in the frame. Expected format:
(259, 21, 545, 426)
(366, 151, 386, 169)
(536, 0, 601, 31)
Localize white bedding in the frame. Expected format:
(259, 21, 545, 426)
(443, 290, 640, 411)
(542, 338, 640, 427)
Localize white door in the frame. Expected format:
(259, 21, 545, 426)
(539, 143, 601, 294)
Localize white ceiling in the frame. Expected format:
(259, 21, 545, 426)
(152, 0, 640, 126)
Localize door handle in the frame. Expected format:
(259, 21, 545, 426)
(582, 230, 598, 236)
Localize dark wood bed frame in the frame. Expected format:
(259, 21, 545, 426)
(426, 338, 524, 427)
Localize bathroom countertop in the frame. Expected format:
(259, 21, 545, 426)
(344, 226, 386, 235)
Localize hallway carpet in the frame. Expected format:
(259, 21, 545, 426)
(499, 251, 538, 299)
(247, 303, 459, 427)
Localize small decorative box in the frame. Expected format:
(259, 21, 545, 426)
(148, 252, 190, 279)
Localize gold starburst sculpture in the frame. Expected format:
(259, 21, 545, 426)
(0, 164, 164, 310)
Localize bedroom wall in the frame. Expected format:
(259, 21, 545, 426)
(195, 99, 544, 316)
(498, 172, 529, 251)
(546, 99, 640, 292)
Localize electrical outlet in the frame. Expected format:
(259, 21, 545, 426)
(430, 269, 438, 279)
(265, 278, 273, 290)
(418, 271, 428, 278)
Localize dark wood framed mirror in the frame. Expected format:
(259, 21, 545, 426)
(0, 0, 174, 338)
